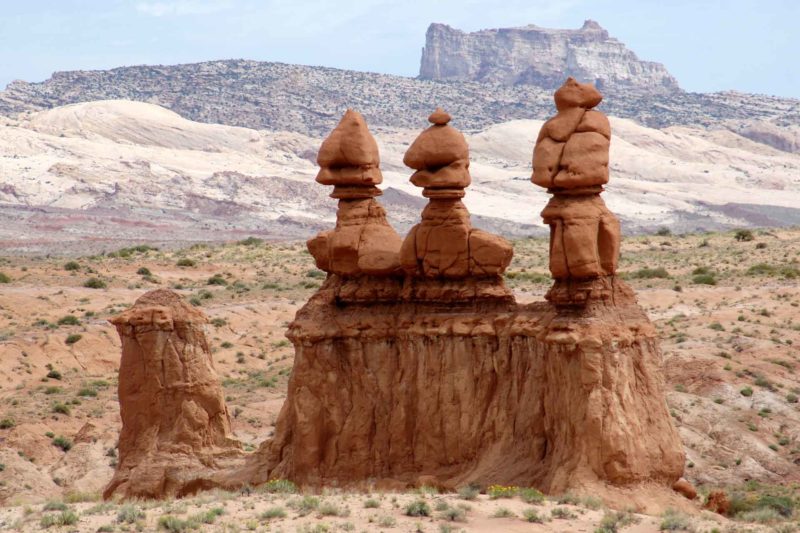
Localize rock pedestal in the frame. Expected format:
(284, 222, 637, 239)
(103, 289, 241, 500)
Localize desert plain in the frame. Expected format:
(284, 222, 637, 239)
(0, 227, 798, 531)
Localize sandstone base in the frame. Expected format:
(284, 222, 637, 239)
(240, 276, 685, 504)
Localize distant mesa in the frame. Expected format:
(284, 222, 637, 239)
(419, 20, 680, 91)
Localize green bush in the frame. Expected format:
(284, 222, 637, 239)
(522, 508, 544, 523)
(260, 506, 286, 520)
(83, 278, 107, 289)
(692, 273, 717, 285)
(207, 274, 228, 286)
(457, 485, 480, 500)
(52, 402, 71, 415)
(363, 498, 380, 508)
(117, 504, 145, 524)
(52, 435, 73, 451)
(157, 515, 194, 532)
(65, 334, 82, 345)
(631, 267, 670, 279)
(176, 258, 196, 267)
(136, 267, 152, 276)
(47, 369, 62, 380)
(40, 510, 78, 528)
(741, 386, 754, 397)
(519, 487, 545, 504)
(0, 418, 15, 429)
(77, 387, 97, 397)
(404, 499, 430, 517)
(0, 272, 10, 284)
(734, 229, 754, 242)
(57, 315, 81, 326)
(238, 236, 263, 246)
(64, 261, 80, 271)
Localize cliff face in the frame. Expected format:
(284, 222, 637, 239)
(419, 20, 680, 91)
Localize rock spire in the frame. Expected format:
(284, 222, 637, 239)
(532, 77, 621, 305)
(399, 109, 513, 280)
(307, 109, 402, 277)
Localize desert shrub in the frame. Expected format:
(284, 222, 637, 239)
(737, 508, 782, 523)
(709, 322, 725, 331)
(210, 317, 227, 327)
(175, 258, 196, 267)
(52, 402, 71, 415)
(363, 498, 380, 508)
(52, 435, 73, 451)
(376, 515, 396, 527)
(57, 315, 80, 326)
(65, 334, 82, 345)
(596, 510, 640, 532)
(631, 267, 670, 279)
(551, 507, 577, 519)
(136, 267, 152, 276)
(220, 341, 233, 349)
(693, 273, 717, 285)
(117, 504, 145, 523)
(735, 229, 754, 241)
(43, 501, 68, 511)
(64, 261, 81, 271)
(0, 418, 15, 429)
(290, 495, 320, 516)
(193, 507, 224, 524)
(83, 278, 107, 289)
(519, 487, 545, 504)
(787, 393, 799, 404)
(157, 515, 194, 532)
(207, 274, 228, 286)
(659, 508, 690, 530)
(457, 485, 480, 500)
(40, 510, 78, 528)
(0, 272, 10, 283)
(260, 506, 286, 520)
(404, 499, 430, 517)
(306, 269, 326, 279)
(747, 263, 776, 276)
(439, 505, 466, 522)
(491, 507, 515, 518)
(317, 502, 348, 517)
(77, 387, 97, 397)
(656, 227, 671, 236)
(238, 236, 263, 246)
(522, 508, 544, 523)
(741, 386, 753, 397)
(487, 484, 518, 499)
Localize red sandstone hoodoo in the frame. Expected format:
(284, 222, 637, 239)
(105, 82, 690, 510)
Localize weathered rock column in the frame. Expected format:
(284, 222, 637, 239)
(530, 78, 687, 500)
(103, 289, 242, 500)
(532, 77, 621, 305)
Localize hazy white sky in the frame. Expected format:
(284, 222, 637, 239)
(0, 0, 797, 98)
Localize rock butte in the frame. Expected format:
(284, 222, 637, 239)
(104, 81, 691, 511)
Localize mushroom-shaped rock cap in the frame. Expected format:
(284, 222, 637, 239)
(403, 108, 469, 170)
(316, 109, 382, 186)
(554, 77, 603, 111)
(109, 288, 207, 328)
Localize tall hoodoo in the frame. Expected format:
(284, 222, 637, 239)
(400, 108, 513, 289)
(307, 109, 402, 279)
(532, 77, 621, 305)
(103, 289, 241, 500)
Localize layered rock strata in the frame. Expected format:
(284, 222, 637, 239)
(103, 289, 242, 500)
(532, 77, 621, 305)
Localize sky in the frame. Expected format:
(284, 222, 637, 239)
(0, 0, 798, 98)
